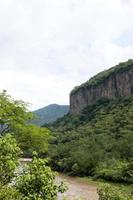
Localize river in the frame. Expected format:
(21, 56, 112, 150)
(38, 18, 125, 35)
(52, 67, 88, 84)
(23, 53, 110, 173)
(57, 173, 98, 200)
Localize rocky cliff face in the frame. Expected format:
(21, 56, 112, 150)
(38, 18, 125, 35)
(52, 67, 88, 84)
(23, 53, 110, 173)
(70, 61, 133, 115)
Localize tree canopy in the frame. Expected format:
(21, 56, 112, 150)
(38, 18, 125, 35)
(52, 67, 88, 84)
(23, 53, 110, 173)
(0, 90, 50, 156)
(48, 97, 133, 183)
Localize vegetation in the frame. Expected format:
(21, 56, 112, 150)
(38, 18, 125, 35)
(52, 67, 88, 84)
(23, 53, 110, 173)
(71, 59, 133, 95)
(48, 96, 133, 184)
(0, 90, 50, 157)
(47, 96, 133, 200)
(0, 137, 66, 200)
(98, 184, 133, 200)
(0, 90, 32, 136)
(0, 91, 66, 199)
(16, 155, 67, 200)
(0, 63, 133, 199)
(0, 184, 21, 200)
(0, 134, 21, 185)
(15, 124, 50, 157)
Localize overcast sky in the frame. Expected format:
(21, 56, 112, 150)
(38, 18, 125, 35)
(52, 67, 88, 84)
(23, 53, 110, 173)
(0, 0, 133, 110)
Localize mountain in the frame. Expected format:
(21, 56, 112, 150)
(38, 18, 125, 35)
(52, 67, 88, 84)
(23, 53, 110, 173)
(47, 60, 133, 186)
(70, 59, 133, 115)
(31, 104, 69, 126)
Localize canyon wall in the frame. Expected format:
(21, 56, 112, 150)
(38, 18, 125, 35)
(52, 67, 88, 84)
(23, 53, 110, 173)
(70, 63, 133, 115)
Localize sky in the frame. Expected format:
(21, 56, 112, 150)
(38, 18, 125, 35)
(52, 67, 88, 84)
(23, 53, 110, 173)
(0, 0, 133, 110)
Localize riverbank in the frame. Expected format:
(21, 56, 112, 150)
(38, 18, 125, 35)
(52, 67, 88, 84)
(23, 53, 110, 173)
(19, 159, 132, 200)
(57, 173, 133, 200)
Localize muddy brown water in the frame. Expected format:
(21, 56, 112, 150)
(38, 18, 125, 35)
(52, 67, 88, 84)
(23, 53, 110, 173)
(57, 174, 99, 200)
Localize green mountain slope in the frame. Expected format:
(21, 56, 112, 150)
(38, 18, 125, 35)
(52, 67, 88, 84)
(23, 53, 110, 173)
(31, 104, 69, 126)
(48, 97, 133, 182)
(47, 61, 133, 184)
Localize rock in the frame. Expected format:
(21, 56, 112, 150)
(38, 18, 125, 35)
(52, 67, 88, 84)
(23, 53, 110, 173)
(70, 60, 133, 115)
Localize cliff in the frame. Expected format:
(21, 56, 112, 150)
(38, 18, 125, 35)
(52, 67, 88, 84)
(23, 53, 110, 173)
(70, 59, 133, 115)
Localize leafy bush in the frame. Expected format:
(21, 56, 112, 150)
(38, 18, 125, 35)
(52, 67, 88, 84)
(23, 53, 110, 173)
(72, 163, 80, 175)
(0, 184, 21, 200)
(95, 159, 133, 183)
(0, 90, 50, 157)
(98, 184, 133, 200)
(96, 159, 127, 182)
(16, 155, 67, 200)
(122, 160, 133, 183)
(15, 124, 50, 157)
(0, 134, 21, 184)
(0, 90, 33, 136)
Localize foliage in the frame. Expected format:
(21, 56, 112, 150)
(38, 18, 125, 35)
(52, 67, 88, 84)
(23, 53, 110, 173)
(0, 134, 21, 184)
(0, 134, 66, 200)
(71, 59, 133, 95)
(16, 155, 67, 200)
(122, 160, 133, 183)
(95, 159, 133, 183)
(15, 124, 50, 157)
(0, 90, 50, 157)
(0, 183, 21, 200)
(0, 90, 33, 136)
(98, 184, 133, 200)
(48, 97, 133, 182)
(0, 91, 66, 200)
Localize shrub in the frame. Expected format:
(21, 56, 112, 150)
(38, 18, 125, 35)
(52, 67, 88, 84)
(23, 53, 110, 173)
(16, 155, 67, 200)
(0, 183, 21, 200)
(122, 159, 133, 183)
(72, 163, 80, 175)
(95, 159, 133, 183)
(0, 134, 21, 184)
(98, 184, 133, 200)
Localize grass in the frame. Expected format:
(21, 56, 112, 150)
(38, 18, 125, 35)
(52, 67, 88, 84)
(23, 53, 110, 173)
(76, 176, 133, 195)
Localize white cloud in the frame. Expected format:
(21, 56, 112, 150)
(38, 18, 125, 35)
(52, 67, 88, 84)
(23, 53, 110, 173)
(0, 0, 133, 110)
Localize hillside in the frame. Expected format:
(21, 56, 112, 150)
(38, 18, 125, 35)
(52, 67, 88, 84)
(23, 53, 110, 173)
(70, 59, 133, 115)
(47, 60, 133, 186)
(48, 97, 133, 180)
(31, 104, 69, 126)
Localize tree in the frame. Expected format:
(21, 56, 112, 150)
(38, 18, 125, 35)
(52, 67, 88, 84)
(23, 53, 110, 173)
(0, 134, 21, 185)
(0, 136, 67, 200)
(0, 90, 32, 136)
(16, 154, 67, 200)
(0, 91, 66, 199)
(0, 90, 50, 157)
(15, 125, 50, 157)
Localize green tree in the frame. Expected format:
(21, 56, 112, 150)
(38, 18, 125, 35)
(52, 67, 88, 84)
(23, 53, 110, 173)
(15, 124, 50, 157)
(0, 90, 32, 136)
(0, 136, 66, 200)
(16, 155, 67, 200)
(0, 90, 50, 156)
(0, 134, 21, 185)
